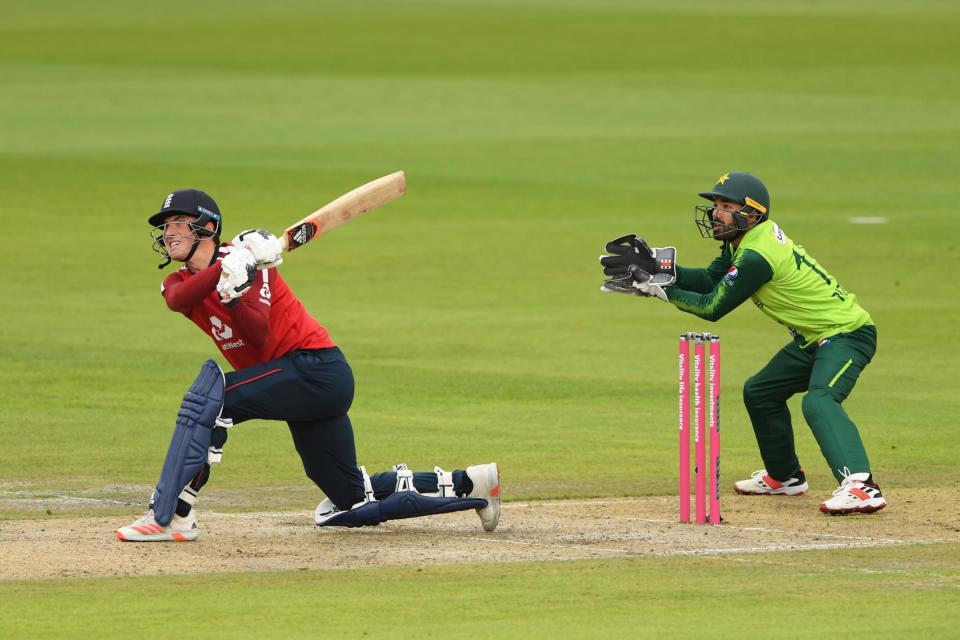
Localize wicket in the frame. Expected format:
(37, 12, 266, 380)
(678, 332, 721, 525)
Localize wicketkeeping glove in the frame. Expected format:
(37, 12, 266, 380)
(599, 234, 677, 286)
(232, 229, 283, 269)
(217, 246, 258, 302)
(600, 266, 670, 301)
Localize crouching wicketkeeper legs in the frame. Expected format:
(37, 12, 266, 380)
(742, 326, 877, 485)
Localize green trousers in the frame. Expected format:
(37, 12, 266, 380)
(742, 324, 877, 483)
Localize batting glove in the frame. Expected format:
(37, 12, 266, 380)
(217, 246, 258, 302)
(232, 229, 283, 269)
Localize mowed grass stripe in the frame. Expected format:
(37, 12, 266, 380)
(0, 547, 957, 639)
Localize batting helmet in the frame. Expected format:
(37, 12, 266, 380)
(149, 189, 223, 268)
(148, 189, 222, 238)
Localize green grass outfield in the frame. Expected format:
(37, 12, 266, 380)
(1, 0, 958, 636)
(2, 546, 958, 639)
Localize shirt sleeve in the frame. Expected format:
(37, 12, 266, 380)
(674, 248, 732, 294)
(666, 248, 773, 322)
(161, 264, 222, 315)
(223, 268, 271, 349)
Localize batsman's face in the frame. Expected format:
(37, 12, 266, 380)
(162, 214, 201, 260)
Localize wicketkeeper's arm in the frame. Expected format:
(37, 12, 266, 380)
(667, 249, 772, 322)
(673, 246, 734, 294)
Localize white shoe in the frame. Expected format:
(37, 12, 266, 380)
(314, 497, 350, 526)
(734, 469, 808, 496)
(466, 463, 500, 532)
(820, 475, 887, 515)
(115, 510, 199, 542)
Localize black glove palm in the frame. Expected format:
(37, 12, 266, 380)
(600, 234, 658, 277)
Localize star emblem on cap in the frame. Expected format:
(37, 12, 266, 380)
(716, 173, 730, 185)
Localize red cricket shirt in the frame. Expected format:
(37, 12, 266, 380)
(160, 245, 335, 370)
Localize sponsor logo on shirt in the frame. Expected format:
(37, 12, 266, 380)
(772, 223, 787, 245)
(724, 265, 739, 284)
(210, 315, 233, 341)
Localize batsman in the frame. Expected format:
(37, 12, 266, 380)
(599, 172, 886, 515)
(116, 188, 500, 541)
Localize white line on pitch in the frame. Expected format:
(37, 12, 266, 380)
(458, 535, 912, 557)
(459, 536, 632, 555)
(721, 555, 948, 576)
(0, 495, 136, 506)
(661, 540, 904, 556)
(607, 515, 903, 544)
(204, 511, 310, 519)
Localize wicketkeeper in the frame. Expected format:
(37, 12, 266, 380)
(116, 189, 500, 541)
(599, 172, 886, 515)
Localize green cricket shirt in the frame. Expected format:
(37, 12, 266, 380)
(666, 220, 873, 349)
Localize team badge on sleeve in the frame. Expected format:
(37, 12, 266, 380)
(724, 265, 739, 285)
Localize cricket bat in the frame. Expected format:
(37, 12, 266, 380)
(281, 171, 406, 252)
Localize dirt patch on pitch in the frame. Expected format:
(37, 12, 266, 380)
(1, 490, 957, 581)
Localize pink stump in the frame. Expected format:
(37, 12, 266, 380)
(678, 334, 691, 523)
(708, 336, 721, 525)
(694, 335, 706, 524)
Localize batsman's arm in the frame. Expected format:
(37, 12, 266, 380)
(673, 247, 734, 293)
(223, 269, 270, 349)
(667, 249, 772, 321)
(161, 264, 222, 315)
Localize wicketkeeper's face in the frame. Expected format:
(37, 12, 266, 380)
(708, 198, 743, 239)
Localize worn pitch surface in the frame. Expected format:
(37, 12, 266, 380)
(2, 490, 956, 581)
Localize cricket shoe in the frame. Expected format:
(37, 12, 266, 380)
(734, 469, 808, 496)
(820, 476, 887, 515)
(115, 510, 199, 542)
(465, 463, 501, 532)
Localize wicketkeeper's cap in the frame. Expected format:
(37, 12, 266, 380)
(698, 172, 770, 216)
(148, 189, 222, 232)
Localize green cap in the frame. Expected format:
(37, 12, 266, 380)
(698, 172, 770, 215)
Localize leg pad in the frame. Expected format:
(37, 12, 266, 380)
(151, 360, 224, 526)
(318, 492, 488, 528)
(316, 464, 486, 527)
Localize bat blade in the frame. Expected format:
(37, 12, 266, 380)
(282, 171, 406, 251)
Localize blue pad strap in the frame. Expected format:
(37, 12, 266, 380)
(318, 493, 488, 528)
(152, 360, 224, 526)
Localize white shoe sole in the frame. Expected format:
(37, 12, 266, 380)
(115, 525, 198, 542)
(468, 463, 500, 532)
(819, 499, 887, 515)
(733, 482, 808, 496)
